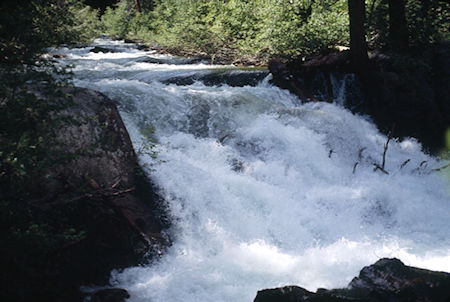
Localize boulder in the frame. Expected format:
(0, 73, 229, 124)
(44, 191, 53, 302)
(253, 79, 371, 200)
(348, 258, 450, 301)
(162, 70, 269, 87)
(0, 85, 169, 302)
(90, 46, 117, 53)
(254, 258, 450, 302)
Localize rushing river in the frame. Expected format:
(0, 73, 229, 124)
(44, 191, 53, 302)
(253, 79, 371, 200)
(55, 38, 450, 302)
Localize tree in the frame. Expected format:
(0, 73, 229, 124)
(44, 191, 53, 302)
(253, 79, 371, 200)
(348, 0, 369, 73)
(134, 0, 141, 12)
(388, 0, 408, 51)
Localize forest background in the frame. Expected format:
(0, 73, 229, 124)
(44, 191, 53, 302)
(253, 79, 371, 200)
(1, 0, 449, 65)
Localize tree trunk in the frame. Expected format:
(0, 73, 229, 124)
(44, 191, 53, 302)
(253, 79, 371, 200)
(134, 0, 141, 12)
(367, 0, 378, 29)
(348, 0, 369, 73)
(388, 0, 409, 51)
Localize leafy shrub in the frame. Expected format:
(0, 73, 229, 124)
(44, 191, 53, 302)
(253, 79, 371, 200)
(101, 0, 135, 39)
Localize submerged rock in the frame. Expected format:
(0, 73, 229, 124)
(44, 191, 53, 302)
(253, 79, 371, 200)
(254, 258, 450, 302)
(89, 288, 130, 302)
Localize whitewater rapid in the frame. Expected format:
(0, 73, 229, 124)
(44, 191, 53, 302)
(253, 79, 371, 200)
(55, 38, 450, 302)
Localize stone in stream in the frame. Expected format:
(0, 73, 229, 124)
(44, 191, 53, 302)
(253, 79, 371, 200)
(2, 85, 169, 302)
(254, 258, 450, 302)
(137, 56, 209, 65)
(90, 46, 117, 53)
(162, 70, 270, 87)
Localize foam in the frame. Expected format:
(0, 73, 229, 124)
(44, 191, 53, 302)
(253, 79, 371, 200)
(57, 39, 450, 302)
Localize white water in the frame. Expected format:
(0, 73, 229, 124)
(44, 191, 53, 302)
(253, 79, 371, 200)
(56, 39, 450, 302)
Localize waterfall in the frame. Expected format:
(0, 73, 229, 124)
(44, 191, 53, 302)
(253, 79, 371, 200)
(56, 38, 450, 302)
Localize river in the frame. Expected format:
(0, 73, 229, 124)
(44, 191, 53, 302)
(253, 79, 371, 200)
(55, 38, 450, 302)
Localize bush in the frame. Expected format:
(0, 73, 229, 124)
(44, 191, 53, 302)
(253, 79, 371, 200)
(113, 0, 349, 60)
(101, 0, 135, 39)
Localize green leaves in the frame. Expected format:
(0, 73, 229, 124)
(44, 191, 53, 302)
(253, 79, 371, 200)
(104, 0, 350, 60)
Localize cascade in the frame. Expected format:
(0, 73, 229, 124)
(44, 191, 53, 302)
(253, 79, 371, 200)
(55, 38, 450, 302)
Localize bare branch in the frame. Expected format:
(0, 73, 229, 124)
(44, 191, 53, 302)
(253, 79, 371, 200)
(432, 163, 450, 172)
(400, 159, 410, 170)
(381, 123, 396, 171)
(373, 163, 389, 175)
(329, 149, 334, 158)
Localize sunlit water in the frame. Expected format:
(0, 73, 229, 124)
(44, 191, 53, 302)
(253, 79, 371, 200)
(55, 38, 450, 302)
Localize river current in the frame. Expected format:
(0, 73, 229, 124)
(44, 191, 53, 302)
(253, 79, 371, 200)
(55, 38, 450, 302)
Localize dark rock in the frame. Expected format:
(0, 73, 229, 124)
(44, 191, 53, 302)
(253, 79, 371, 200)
(254, 286, 315, 302)
(90, 288, 130, 302)
(162, 70, 269, 87)
(137, 44, 150, 51)
(137, 55, 210, 65)
(50, 53, 67, 58)
(254, 258, 450, 302)
(348, 258, 450, 301)
(1, 86, 168, 302)
(90, 46, 117, 53)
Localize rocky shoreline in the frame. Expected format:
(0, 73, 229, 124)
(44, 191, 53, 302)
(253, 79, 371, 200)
(255, 258, 450, 302)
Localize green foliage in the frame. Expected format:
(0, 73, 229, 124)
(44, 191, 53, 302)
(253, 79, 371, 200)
(101, 0, 135, 38)
(97, 0, 448, 62)
(0, 66, 70, 198)
(107, 0, 349, 60)
(366, 0, 450, 50)
(405, 0, 450, 47)
(0, 0, 101, 63)
(0, 63, 82, 282)
(71, 3, 103, 44)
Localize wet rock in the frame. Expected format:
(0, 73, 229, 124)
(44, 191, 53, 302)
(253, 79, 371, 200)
(254, 286, 315, 302)
(124, 38, 138, 44)
(3, 86, 168, 302)
(162, 70, 269, 87)
(138, 56, 209, 65)
(90, 46, 117, 53)
(348, 258, 450, 301)
(137, 44, 150, 51)
(50, 53, 67, 58)
(89, 288, 130, 302)
(254, 258, 450, 302)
